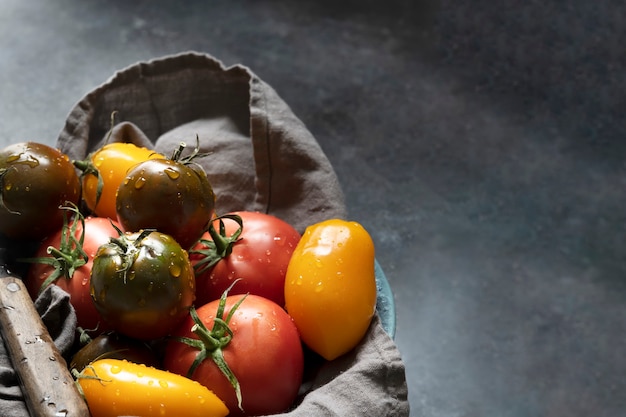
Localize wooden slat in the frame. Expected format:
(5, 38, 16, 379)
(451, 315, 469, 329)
(0, 272, 90, 417)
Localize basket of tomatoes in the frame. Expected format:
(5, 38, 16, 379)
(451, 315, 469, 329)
(0, 52, 409, 417)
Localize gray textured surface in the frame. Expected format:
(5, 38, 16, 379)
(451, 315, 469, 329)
(2, 1, 626, 416)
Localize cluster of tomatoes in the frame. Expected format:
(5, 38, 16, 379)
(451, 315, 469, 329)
(0, 139, 378, 417)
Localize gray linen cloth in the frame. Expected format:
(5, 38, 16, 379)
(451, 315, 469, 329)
(1, 52, 409, 416)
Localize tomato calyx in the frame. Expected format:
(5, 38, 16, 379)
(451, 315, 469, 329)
(19, 203, 88, 294)
(73, 156, 105, 210)
(169, 134, 212, 166)
(175, 281, 247, 411)
(77, 326, 95, 346)
(191, 214, 244, 274)
(104, 226, 155, 283)
(71, 365, 112, 399)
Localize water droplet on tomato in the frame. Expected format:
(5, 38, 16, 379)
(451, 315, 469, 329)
(273, 234, 285, 245)
(164, 167, 180, 180)
(266, 249, 272, 256)
(134, 177, 147, 189)
(3, 182, 11, 191)
(159, 380, 169, 388)
(110, 365, 121, 374)
(169, 263, 182, 277)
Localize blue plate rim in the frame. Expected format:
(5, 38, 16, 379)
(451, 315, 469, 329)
(375, 259, 396, 338)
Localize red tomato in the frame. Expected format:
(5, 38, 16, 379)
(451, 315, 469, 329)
(24, 210, 121, 332)
(164, 293, 304, 417)
(190, 212, 300, 307)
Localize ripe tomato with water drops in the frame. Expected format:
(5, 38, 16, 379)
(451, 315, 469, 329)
(76, 358, 229, 417)
(116, 141, 215, 249)
(89, 229, 196, 340)
(23, 205, 119, 332)
(74, 141, 165, 219)
(0, 141, 80, 240)
(164, 291, 304, 417)
(284, 218, 377, 360)
(191, 211, 300, 307)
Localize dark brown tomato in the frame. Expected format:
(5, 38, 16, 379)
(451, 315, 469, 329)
(90, 230, 196, 340)
(0, 142, 80, 240)
(69, 331, 160, 373)
(116, 159, 215, 249)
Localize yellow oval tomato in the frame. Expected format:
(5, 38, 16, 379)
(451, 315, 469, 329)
(77, 359, 229, 417)
(284, 219, 377, 360)
(76, 142, 164, 219)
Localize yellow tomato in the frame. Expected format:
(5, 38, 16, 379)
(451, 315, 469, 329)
(77, 359, 229, 417)
(76, 142, 164, 219)
(284, 219, 377, 360)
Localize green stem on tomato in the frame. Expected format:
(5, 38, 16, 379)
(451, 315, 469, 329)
(105, 227, 155, 283)
(18, 202, 88, 293)
(175, 280, 247, 411)
(72, 158, 104, 209)
(170, 135, 212, 165)
(190, 213, 244, 274)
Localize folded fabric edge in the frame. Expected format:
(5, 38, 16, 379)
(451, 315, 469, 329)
(57, 51, 252, 160)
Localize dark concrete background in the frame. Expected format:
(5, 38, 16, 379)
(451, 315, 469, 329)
(2, 1, 626, 416)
